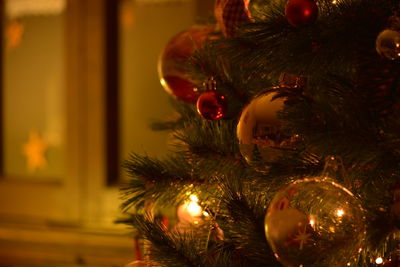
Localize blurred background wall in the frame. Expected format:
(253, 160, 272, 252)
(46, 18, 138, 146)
(0, 0, 213, 266)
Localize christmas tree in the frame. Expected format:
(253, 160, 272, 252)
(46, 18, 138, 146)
(121, 0, 400, 266)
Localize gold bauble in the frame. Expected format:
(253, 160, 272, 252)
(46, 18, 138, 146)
(237, 91, 297, 171)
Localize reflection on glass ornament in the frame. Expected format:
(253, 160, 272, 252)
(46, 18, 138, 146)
(264, 178, 365, 266)
(237, 91, 299, 171)
(158, 25, 214, 103)
(285, 0, 318, 27)
(376, 29, 400, 60)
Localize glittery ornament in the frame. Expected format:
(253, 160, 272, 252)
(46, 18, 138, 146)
(265, 178, 366, 266)
(237, 91, 299, 171)
(376, 29, 400, 60)
(285, 0, 318, 27)
(158, 25, 214, 103)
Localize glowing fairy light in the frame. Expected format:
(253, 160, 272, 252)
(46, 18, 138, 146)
(186, 199, 202, 217)
(189, 194, 199, 202)
(336, 209, 344, 217)
(375, 257, 383, 264)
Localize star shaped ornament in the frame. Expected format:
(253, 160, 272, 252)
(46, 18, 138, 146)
(22, 131, 48, 172)
(285, 224, 313, 250)
(293, 226, 312, 250)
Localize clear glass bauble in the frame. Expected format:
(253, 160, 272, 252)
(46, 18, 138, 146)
(265, 177, 366, 266)
(376, 29, 400, 60)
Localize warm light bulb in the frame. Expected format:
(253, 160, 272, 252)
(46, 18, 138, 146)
(375, 257, 383, 264)
(189, 194, 199, 202)
(336, 209, 344, 217)
(187, 201, 202, 217)
(309, 219, 315, 227)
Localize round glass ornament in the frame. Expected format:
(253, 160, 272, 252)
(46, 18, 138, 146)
(265, 177, 366, 266)
(237, 91, 299, 171)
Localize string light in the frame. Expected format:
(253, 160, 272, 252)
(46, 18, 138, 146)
(336, 209, 345, 217)
(375, 257, 383, 264)
(186, 194, 202, 217)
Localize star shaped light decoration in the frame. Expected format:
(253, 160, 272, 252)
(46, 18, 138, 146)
(22, 131, 48, 172)
(6, 19, 24, 50)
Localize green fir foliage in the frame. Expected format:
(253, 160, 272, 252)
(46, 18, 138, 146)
(121, 0, 400, 266)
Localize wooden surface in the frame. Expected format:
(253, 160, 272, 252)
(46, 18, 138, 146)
(0, 224, 134, 266)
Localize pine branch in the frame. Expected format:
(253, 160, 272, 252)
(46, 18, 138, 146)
(121, 152, 205, 210)
(128, 214, 207, 267)
(215, 170, 278, 266)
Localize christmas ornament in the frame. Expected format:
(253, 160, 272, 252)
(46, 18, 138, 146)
(197, 77, 227, 120)
(158, 25, 214, 103)
(376, 29, 400, 60)
(197, 91, 227, 120)
(285, 0, 318, 27)
(237, 88, 302, 170)
(265, 178, 366, 267)
(215, 0, 251, 37)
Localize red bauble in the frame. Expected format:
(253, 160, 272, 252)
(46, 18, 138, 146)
(197, 91, 227, 120)
(158, 25, 214, 103)
(285, 0, 318, 27)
